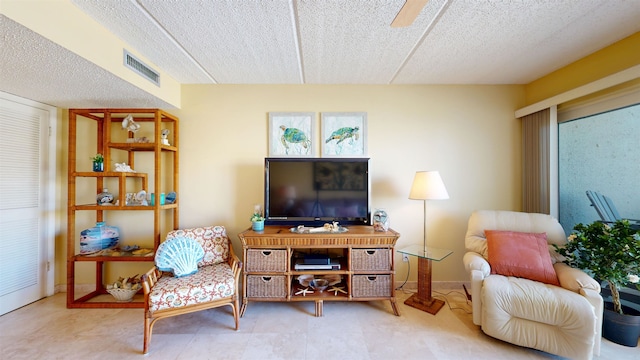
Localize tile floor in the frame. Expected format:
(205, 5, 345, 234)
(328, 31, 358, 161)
(0, 289, 637, 359)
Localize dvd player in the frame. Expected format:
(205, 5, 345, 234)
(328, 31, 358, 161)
(294, 259, 340, 270)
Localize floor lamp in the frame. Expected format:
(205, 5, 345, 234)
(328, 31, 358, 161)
(405, 170, 449, 314)
(409, 171, 449, 251)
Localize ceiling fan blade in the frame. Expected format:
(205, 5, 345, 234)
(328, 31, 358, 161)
(391, 0, 429, 27)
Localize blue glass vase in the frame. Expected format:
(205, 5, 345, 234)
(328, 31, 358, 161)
(97, 188, 114, 205)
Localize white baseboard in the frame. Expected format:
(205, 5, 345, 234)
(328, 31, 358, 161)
(395, 281, 470, 291)
(55, 284, 96, 294)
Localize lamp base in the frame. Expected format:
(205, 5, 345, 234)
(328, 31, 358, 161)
(404, 294, 445, 315)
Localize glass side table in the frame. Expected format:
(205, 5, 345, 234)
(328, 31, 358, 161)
(397, 244, 453, 315)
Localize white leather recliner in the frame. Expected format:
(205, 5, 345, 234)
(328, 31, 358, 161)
(463, 210, 602, 360)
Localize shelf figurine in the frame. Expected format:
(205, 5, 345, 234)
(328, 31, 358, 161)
(122, 114, 141, 143)
(114, 163, 135, 172)
(161, 129, 170, 146)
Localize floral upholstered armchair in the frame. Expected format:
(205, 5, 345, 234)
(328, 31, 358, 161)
(141, 226, 242, 354)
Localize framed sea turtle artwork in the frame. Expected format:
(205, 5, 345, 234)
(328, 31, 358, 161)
(321, 112, 367, 157)
(268, 112, 316, 157)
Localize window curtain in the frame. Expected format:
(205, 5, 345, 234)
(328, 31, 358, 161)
(521, 107, 557, 215)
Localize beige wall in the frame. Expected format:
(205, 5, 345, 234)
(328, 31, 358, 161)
(58, 84, 525, 285)
(171, 84, 525, 283)
(55, 110, 69, 287)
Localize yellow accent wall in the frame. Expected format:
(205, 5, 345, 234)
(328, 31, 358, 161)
(525, 32, 640, 105)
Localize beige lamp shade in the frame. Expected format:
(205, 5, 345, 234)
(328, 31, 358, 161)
(409, 171, 449, 200)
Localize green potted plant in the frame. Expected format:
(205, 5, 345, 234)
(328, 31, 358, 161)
(554, 219, 640, 346)
(91, 153, 104, 172)
(251, 204, 265, 231)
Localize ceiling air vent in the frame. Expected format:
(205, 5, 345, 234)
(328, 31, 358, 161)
(123, 49, 160, 86)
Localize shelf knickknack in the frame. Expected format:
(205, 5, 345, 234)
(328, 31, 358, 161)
(91, 153, 104, 172)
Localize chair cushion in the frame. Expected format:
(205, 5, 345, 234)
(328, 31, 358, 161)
(486, 230, 560, 286)
(465, 210, 567, 260)
(148, 263, 236, 313)
(481, 275, 596, 360)
(165, 226, 229, 266)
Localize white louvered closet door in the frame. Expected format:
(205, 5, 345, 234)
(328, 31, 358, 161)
(0, 96, 50, 315)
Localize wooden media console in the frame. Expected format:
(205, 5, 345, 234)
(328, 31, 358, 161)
(238, 225, 400, 317)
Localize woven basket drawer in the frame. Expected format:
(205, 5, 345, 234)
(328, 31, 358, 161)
(352, 275, 391, 298)
(246, 275, 287, 298)
(245, 249, 287, 272)
(351, 249, 391, 271)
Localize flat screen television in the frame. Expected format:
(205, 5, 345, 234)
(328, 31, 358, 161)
(264, 157, 371, 226)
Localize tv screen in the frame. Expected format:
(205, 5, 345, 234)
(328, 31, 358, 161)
(265, 158, 371, 226)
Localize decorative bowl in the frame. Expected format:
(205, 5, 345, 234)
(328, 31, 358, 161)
(309, 279, 329, 292)
(107, 288, 138, 302)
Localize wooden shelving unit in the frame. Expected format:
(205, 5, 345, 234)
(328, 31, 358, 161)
(66, 109, 179, 308)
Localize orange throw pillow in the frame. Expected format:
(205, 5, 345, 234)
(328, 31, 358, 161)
(485, 230, 560, 286)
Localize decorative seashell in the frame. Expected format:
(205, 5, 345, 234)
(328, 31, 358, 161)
(297, 274, 314, 287)
(323, 274, 342, 286)
(155, 236, 204, 277)
(165, 191, 177, 204)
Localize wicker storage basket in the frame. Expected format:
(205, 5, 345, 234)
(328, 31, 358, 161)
(351, 249, 391, 271)
(352, 275, 391, 298)
(246, 275, 287, 298)
(245, 249, 288, 272)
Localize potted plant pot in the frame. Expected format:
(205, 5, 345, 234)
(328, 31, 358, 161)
(554, 220, 640, 347)
(252, 220, 264, 231)
(250, 204, 265, 231)
(603, 302, 640, 347)
(91, 153, 104, 172)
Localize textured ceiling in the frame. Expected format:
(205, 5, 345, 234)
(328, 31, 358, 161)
(0, 16, 175, 109)
(1, 0, 639, 109)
